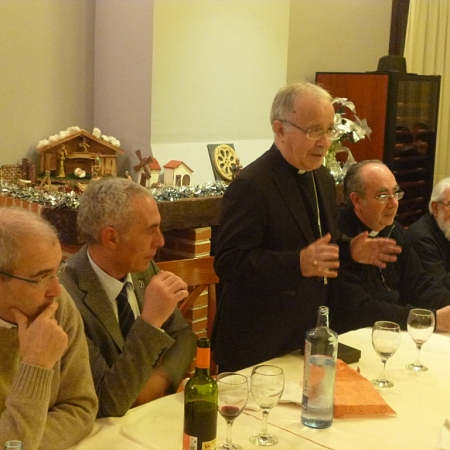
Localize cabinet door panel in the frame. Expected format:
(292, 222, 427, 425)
(316, 73, 388, 162)
(316, 71, 440, 227)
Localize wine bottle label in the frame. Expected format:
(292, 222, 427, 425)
(182, 433, 216, 450)
(183, 433, 197, 450)
(302, 340, 311, 409)
(201, 438, 216, 449)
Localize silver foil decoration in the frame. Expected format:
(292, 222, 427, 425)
(1, 181, 228, 210)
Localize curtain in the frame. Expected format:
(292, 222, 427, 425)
(404, 0, 450, 182)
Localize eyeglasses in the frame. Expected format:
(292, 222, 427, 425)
(437, 201, 450, 208)
(0, 263, 66, 286)
(374, 191, 405, 203)
(283, 121, 339, 141)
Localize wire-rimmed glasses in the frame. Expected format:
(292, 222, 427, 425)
(0, 262, 66, 286)
(283, 121, 339, 141)
(374, 191, 405, 203)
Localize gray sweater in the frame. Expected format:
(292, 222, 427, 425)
(0, 287, 98, 450)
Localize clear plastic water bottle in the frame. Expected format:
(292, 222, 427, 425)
(301, 306, 338, 429)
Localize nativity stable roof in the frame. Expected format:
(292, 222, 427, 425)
(37, 129, 124, 155)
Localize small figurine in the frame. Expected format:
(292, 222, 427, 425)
(231, 157, 243, 180)
(40, 170, 52, 188)
(74, 168, 86, 178)
(124, 170, 132, 181)
(79, 136, 90, 153)
(90, 171, 100, 182)
(92, 155, 102, 175)
(57, 145, 67, 178)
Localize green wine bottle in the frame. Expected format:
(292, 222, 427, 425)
(183, 337, 218, 450)
(4, 441, 23, 450)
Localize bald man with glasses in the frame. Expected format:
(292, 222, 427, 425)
(0, 207, 97, 450)
(331, 160, 450, 334)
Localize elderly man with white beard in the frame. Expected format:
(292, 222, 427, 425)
(408, 178, 450, 290)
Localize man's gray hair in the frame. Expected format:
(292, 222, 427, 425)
(0, 207, 58, 272)
(430, 177, 450, 213)
(270, 82, 332, 125)
(343, 160, 386, 206)
(77, 177, 154, 244)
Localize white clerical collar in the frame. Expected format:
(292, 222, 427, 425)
(298, 169, 307, 175)
(369, 230, 379, 237)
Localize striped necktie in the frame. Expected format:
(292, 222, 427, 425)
(116, 282, 134, 339)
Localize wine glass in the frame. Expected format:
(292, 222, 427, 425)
(249, 365, 284, 446)
(405, 308, 435, 372)
(371, 321, 401, 388)
(217, 372, 249, 450)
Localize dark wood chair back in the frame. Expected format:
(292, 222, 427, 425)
(158, 256, 219, 375)
(157, 256, 218, 338)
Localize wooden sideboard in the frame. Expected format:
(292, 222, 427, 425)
(36, 196, 223, 245)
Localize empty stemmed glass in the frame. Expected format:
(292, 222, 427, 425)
(217, 372, 249, 450)
(249, 365, 284, 446)
(406, 308, 435, 372)
(371, 321, 401, 388)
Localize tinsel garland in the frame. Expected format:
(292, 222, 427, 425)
(150, 181, 227, 202)
(0, 181, 228, 209)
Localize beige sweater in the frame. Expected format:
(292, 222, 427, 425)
(0, 287, 98, 450)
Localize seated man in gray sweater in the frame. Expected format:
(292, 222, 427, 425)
(332, 160, 450, 334)
(60, 177, 196, 418)
(0, 208, 97, 450)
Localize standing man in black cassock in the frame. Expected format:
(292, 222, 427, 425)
(212, 83, 401, 372)
(212, 82, 341, 372)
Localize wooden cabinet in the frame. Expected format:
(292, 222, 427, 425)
(316, 71, 441, 227)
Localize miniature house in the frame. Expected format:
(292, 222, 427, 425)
(163, 160, 194, 186)
(37, 129, 124, 179)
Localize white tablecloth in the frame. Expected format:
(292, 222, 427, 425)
(69, 328, 450, 450)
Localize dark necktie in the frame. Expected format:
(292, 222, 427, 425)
(116, 282, 134, 339)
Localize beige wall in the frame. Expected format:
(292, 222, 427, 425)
(287, 0, 392, 82)
(151, 0, 391, 182)
(1, 0, 391, 183)
(0, 0, 94, 167)
(152, 0, 290, 144)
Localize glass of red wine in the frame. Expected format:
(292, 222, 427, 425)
(217, 372, 249, 450)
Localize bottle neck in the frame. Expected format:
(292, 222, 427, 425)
(195, 367, 210, 377)
(195, 345, 211, 375)
(316, 306, 330, 327)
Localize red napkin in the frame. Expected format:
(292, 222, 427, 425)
(334, 359, 396, 418)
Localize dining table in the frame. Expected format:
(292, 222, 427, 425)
(68, 327, 450, 450)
